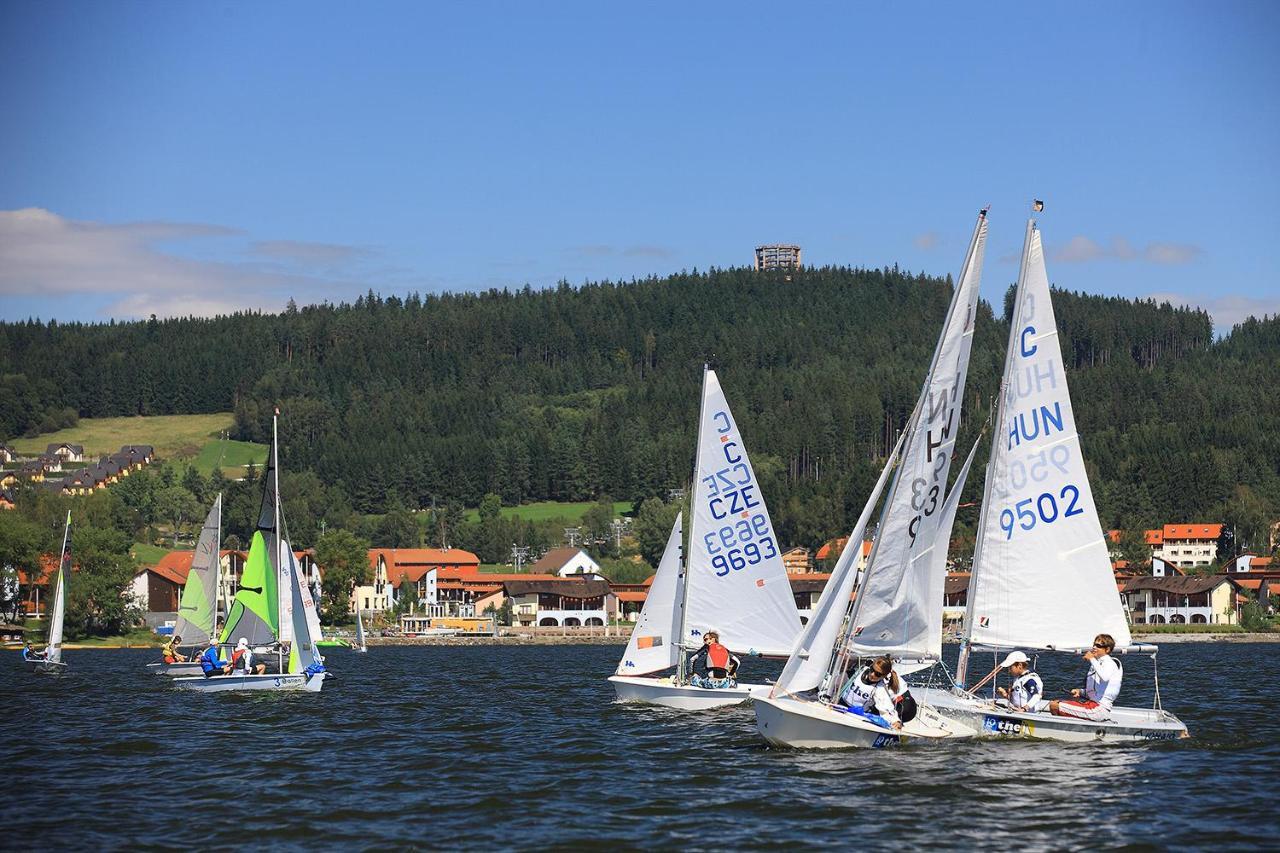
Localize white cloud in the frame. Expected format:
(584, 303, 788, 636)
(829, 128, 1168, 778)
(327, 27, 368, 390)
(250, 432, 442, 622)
(0, 208, 367, 319)
(249, 239, 372, 267)
(1144, 291, 1280, 335)
(914, 231, 940, 251)
(1050, 234, 1203, 266)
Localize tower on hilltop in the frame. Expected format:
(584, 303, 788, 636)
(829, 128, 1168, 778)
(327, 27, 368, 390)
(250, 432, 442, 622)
(755, 244, 802, 272)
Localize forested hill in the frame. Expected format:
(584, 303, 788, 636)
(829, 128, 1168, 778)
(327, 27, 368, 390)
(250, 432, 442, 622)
(2, 265, 1277, 551)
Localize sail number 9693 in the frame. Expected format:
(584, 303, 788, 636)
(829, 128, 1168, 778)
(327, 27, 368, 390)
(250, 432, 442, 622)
(705, 515, 778, 576)
(998, 484, 1083, 539)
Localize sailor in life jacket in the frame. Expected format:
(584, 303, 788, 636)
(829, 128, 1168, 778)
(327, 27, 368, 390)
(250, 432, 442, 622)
(686, 631, 741, 686)
(839, 656, 905, 730)
(994, 650, 1045, 712)
(1050, 633, 1123, 721)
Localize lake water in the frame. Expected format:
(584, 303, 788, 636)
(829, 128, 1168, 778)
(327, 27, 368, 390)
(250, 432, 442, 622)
(4, 642, 1277, 849)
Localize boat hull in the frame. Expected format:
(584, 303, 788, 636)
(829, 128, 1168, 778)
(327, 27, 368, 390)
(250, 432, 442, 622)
(754, 693, 964, 749)
(912, 686, 1189, 743)
(24, 659, 68, 675)
(173, 671, 326, 693)
(608, 674, 767, 710)
(145, 661, 204, 677)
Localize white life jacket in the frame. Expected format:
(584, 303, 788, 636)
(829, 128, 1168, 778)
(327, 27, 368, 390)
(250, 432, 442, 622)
(1085, 655, 1122, 708)
(1010, 672, 1043, 709)
(841, 667, 878, 708)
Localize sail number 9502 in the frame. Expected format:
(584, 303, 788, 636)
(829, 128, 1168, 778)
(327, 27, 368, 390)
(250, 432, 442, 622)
(998, 484, 1083, 539)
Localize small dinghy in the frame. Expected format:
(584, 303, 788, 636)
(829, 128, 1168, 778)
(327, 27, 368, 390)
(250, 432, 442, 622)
(174, 411, 327, 694)
(755, 209, 989, 748)
(147, 495, 223, 677)
(609, 367, 802, 710)
(25, 511, 72, 675)
(354, 609, 368, 653)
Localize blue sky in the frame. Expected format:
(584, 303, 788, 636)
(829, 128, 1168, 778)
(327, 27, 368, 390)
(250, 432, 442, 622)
(1, 1, 1276, 332)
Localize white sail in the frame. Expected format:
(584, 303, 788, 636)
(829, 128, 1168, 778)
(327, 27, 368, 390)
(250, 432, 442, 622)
(172, 495, 222, 645)
(278, 538, 296, 648)
(45, 512, 72, 665)
(965, 220, 1130, 651)
(617, 512, 684, 675)
(684, 369, 801, 657)
(772, 431, 906, 697)
(922, 438, 979, 656)
(844, 210, 987, 658)
(356, 609, 367, 651)
(285, 547, 320, 673)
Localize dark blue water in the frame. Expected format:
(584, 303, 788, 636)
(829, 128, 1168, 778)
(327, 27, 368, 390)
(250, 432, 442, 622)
(3, 643, 1277, 850)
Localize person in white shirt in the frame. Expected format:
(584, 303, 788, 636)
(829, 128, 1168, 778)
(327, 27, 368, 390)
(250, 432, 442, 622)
(839, 656, 904, 730)
(1049, 633, 1122, 721)
(994, 651, 1045, 712)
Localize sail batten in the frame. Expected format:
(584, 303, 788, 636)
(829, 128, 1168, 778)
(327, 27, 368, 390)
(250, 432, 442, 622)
(964, 221, 1131, 651)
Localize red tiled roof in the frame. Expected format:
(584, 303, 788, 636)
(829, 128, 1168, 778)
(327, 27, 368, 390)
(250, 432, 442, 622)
(1162, 523, 1223, 541)
(615, 591, 648, 602)
(1145, 529, 1164, 546)
(148, 563, 188, 586)
(1106, 529, 1123, 543)
(815, 537, 847, 561)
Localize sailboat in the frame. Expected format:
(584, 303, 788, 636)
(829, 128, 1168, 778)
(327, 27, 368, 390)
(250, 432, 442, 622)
(173, 411, 327, 693)
(26, 511, 72, 674)
(913, 208, 1188, 742)
(609, 367, 802, 710)
(755, 209, 990, 747)
(147, 495, 222, 676)
(355, 609, 368, 653)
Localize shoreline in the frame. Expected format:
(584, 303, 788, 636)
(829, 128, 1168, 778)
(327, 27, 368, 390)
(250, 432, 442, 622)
(11, 632, 1278, 650)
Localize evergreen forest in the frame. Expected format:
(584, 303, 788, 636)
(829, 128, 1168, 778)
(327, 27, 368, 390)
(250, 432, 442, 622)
(2, 264, 1278, 558)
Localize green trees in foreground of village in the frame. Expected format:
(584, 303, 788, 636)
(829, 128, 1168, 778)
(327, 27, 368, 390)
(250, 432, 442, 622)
(3, 266, 1279, 558)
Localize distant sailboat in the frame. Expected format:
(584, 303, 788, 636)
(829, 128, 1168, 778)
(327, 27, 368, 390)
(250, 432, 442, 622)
(147, 495, 222, 676)
(610, 367, 802, 710)
(915, 209, 1189, 742)
(173, 411, 327, 693)
(755, 209, 989, 748)
(355, 609, 368, 653)
(26, 511, 72, 674)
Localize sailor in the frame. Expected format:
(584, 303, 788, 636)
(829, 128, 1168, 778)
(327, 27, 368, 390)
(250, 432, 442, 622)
(21, 641, 47, 662)
(686, 631, 740, 689)
(994, 651, 1045, 712)
(1049, 633, 1122, 721)
(839, 656, 904, 731)
(162, 634, 188, 664)
(198, 637, 233, 677)
(231, 638, 267, 675)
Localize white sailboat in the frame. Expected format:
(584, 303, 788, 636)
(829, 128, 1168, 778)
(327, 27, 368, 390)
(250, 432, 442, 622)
(26, 511, 72, 674)
(914, 208, 1188, 742)
(147, 494, 222, 677)
(610, 367, 803, 710)
(355, 609, 368, 653)
(755, 209, 990, 747)
(174, 411, 327, 694)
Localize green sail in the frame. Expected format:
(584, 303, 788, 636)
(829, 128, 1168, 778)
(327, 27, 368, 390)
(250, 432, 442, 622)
(172, 496, 221, 645)
(220, 530, 279, 646)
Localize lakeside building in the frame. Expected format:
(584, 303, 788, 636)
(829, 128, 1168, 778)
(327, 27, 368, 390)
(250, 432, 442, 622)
(371, 547, 481, 615)
(528, 547, 606, 579)
(788, 573, 831, 624)
(1121, 575, 1242, 625)
(474, 578, 614, 627)
(755, 244, 802, 271)
(1145, 523, 1223, 568)
(782, 547, 812, 574)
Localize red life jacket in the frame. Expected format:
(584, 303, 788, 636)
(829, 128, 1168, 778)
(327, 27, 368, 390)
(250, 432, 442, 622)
(706, 642, 731, 670)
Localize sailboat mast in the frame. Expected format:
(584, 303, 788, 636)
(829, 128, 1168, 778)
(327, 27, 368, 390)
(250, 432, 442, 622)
(956, 213, 1036, 687)
(675, 365, 709, 685)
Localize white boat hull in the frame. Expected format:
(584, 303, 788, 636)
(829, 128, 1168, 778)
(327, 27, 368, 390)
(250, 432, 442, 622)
(173, 671, 326, 693)
(25, 659, 68, 675)
(754, 693, 964, 749)
(912, 686, 1189, 743)
(146, 661, 204, 677)
(608, 674, 768, 710)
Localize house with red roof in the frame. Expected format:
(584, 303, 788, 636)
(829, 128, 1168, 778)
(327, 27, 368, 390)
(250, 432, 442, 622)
(365, 547, 481, 615)
(1145, 523, 1223, 569)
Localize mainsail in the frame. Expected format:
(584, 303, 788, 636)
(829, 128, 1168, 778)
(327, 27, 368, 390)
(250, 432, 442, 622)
(356, 609, 367, 651)
(45, 511, 72, 665)
(684, 369, 800, 657)
(285, 547, 321, 674)
(616, 512, 684, 675)
(172, 495, 222, 645)
(843, 209, 988, 659)
(964, 219, 1130, 651)
(221, 422, 284, 646)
